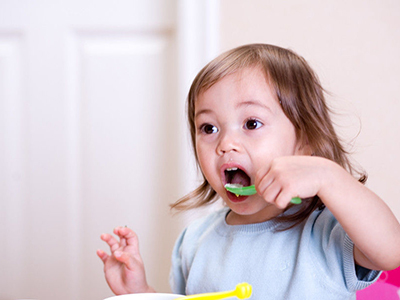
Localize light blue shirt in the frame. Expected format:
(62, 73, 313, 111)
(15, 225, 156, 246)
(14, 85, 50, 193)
(170, 207, 380, 299)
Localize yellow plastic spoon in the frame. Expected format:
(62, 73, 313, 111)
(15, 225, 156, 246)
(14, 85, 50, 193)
(174, 283, 252, 300)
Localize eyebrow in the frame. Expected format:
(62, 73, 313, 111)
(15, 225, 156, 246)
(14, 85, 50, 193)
(195, 108, 214, 119)
(194, 99, 274, 120)
(236, 100, 273, 113)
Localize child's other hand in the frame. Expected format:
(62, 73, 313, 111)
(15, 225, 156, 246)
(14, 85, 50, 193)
(255, 156, 329, 209)
(97, 227, 155, 295)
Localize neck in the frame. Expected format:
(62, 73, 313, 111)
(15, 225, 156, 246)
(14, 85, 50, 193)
(225, 206, 284, 225)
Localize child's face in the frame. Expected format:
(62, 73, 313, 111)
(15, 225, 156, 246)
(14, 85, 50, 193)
(195, 66, 307, 224)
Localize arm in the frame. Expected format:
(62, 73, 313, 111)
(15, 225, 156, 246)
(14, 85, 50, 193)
(255, 156, 400, 271)
(97, 227, 156, 295)
(317, 158, 400, 271)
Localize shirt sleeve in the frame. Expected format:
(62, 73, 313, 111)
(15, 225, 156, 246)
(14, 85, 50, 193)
(309, 208, 381, 293)
(342, 234, 381, 291)
(169, 228, 187, 295)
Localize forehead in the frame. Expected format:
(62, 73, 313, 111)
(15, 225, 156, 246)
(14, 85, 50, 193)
(195, 66, 279, 112)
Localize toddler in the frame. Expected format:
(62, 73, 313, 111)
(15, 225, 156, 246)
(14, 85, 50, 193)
(98, 44, 400, 299)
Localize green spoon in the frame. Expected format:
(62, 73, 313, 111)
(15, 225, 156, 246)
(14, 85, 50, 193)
(225, 184, 302, 204)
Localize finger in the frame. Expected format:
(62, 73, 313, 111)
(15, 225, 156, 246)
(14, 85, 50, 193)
(255, 165, 272, 188)
(97, 249, 109, 263)
(255, 169, 275, 196)
(259, 178, 281, 204)
(114, 227, 128, 247)
(275, 190, 295, 209)
(116, 227, 140, 249)
(114, 251, 137, 270)
(101, 233, 121, 253)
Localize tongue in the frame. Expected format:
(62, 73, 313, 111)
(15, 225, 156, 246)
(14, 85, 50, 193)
(231, 169, 251, 187)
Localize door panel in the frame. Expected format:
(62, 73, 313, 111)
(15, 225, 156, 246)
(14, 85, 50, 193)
(0, 33, 27, 300)
(0, 1, 185, 300)
(77, 32, 177, 299)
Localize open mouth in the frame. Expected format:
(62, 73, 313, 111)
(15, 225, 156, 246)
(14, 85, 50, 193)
(224, 167, 251, 187)
(224, 167, 251, 201)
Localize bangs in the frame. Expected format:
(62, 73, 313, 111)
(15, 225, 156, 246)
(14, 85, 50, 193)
(194, 50, 262, 96)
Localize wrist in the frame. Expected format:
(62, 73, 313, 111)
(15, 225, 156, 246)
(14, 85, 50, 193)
(317, 158, 353, 204)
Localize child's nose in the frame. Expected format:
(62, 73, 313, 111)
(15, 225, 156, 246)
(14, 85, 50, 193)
(216, 130, 241, 155)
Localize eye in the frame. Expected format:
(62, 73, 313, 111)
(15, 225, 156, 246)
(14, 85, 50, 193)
(244, 118, 263, 130)
(200, 123, 218, 134)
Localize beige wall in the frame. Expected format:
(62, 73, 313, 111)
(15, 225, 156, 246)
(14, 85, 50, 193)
(219, 0, 400, 219)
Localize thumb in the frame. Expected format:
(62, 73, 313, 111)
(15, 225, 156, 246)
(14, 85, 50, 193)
(97, 249, 109, 264)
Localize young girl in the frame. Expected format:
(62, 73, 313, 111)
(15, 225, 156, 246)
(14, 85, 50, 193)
(97, 44, 400, 299)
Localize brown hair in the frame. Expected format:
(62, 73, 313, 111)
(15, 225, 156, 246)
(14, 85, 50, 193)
(171, 43, 366, 228)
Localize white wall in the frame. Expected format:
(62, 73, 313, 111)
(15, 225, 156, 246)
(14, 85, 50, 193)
(219, 0, 400, 220)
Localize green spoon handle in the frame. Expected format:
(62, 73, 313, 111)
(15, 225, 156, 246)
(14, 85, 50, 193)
(225, 184, 302, 204)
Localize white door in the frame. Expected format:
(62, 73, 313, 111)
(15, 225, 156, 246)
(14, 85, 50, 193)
(0, 1, 216, 299)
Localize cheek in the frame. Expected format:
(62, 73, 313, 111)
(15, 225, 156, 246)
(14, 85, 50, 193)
(196, 143, 209, 170)
(196, 142, 217, 181)
(195, 140, 203, 162)
(249, 133, 298, 162)
(275, 125, 300, 155)
(196, 136, 214, 158)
